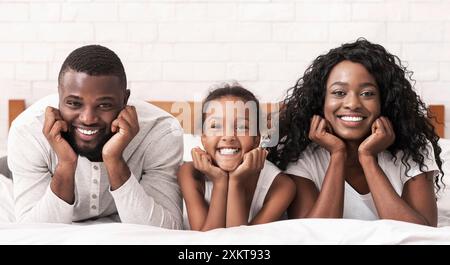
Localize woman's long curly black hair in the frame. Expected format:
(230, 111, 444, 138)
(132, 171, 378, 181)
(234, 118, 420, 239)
(267, 38, 444, 190)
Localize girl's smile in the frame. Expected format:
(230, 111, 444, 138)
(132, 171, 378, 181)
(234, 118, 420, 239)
(202, 96, 260, 172)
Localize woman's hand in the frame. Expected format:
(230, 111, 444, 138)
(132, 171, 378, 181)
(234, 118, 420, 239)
(358, 116, 395, 158)
(309, 115, 346, 155)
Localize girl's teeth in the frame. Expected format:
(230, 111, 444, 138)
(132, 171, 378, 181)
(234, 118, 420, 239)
(340, 116, 363, 122)
(77, 128, 99, 135)
(219, 148, 239, 155)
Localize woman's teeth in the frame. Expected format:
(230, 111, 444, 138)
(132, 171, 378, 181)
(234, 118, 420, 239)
(340, 116, 364, 122)
(77, 128, 99, 135)
(219, 148, 239, 155)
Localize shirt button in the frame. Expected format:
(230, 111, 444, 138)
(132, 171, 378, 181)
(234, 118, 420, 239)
(93, 165, 99, 170)
(93, 179, 98, 184)
(92, 194, 97, 199)
(91, 205, 97, 210)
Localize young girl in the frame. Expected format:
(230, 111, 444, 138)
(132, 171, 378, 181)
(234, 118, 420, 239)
(268, 39, 444, 227)
(178, 83, 295, 231)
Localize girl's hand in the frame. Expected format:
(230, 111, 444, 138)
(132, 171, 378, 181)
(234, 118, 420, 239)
(229, 147, 267, 184)
(358, 117, 395, 157)
(191, 147, 228, 182)
(309, 115, 346, 155)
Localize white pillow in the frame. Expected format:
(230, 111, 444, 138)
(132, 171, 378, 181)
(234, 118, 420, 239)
(183, 134, 202, 162)
(0, 174, 15, 223)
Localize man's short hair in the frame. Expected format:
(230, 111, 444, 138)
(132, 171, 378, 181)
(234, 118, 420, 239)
(58, 44, 127, 90)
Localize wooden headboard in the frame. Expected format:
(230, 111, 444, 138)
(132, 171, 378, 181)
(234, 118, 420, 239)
(8, 99, 446, 138)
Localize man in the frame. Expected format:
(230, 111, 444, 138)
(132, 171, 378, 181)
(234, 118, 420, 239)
(8, 45, 183, 229)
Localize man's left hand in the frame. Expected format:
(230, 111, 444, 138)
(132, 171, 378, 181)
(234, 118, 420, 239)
(102, 105, 140, 162)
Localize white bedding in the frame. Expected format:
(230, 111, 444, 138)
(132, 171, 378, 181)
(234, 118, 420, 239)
(0, 219, 449, 244)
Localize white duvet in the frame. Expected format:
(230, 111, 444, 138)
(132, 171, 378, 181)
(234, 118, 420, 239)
(0, 219, 449, 244)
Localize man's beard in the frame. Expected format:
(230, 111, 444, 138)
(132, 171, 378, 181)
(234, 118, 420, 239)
(62, 130, 113, 162)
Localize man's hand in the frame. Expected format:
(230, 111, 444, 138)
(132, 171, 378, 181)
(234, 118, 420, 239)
(42, 106, 77, 165)
(43, 106, 77, 204)
(102, 106, 139, 162)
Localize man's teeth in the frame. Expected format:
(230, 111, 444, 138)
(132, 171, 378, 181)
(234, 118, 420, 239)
(340, 116, 363, 122)
(219, 148, 239, 155)
(77, 128, 99, 135)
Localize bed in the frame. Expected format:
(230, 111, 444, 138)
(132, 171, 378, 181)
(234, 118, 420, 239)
(1, 99, 449, 244)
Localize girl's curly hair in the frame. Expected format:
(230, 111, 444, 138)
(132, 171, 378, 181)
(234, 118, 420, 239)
(267, 38, 444, 190)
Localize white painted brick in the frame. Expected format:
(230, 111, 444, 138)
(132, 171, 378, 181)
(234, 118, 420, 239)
(163, 63, 226, 81)
(30, 3, 60, 22)
(175, 3, 207, 21)
(444, 23, 450, 42)
(0, 44, 23, 62)
(387, 22, 443, 42)
(127, 23, 158, 42)
(0, 23, 38, 41)
(142, 44, 174, 61)
(103, 43, 143, 62)
(226, 63, 258, 81)
(420, 82, 450, 105)
(174, 44, 230, 61)
(0, 3, 28, 21)
(48, 62, 62, 81)
(240, 80, 291, 103)
(259, 62, 308, 81)
(52, 43, 86, 62)
(125, 62, 162, 81)
(273, 23, 328, 42)
(16, 63, 47, 81)
(159, 23, 215, 42)
(31, 81, 58, 102)
(403, 44, 450, 61)
(404, 62, 439, 82)
(62, 3, 117, 22)
(94, 23, 127, 42)
(2, 80, 32, 98)
(286, 43, 331, 62)
(439, 63, 450, 81)
(411, 3, 450, 21)
(38, 23, 94, 42)
(129, 81, 212, 102)
(119, 3, 175, 22)
(214, 23, 271, 42)
(177, 0, 269, 2)
(296, 2, 351, 21)
(0, 63, 15, 80)
(329, 22, 386, 43)
(238, 3, 295, 22)
(207, 3, 237, 21)
(352, 2, 409, 22)
(231, 44, 285, 62)
(23, 44, 54, 62)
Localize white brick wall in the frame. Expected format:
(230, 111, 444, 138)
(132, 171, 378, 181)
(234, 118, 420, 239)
(1, 0, 450, 152)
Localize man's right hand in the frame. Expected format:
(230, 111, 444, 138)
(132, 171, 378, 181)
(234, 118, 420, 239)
(308, 115, 346, 155)
(43, 106, 77, 165)
(191, 147, 228, 183)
